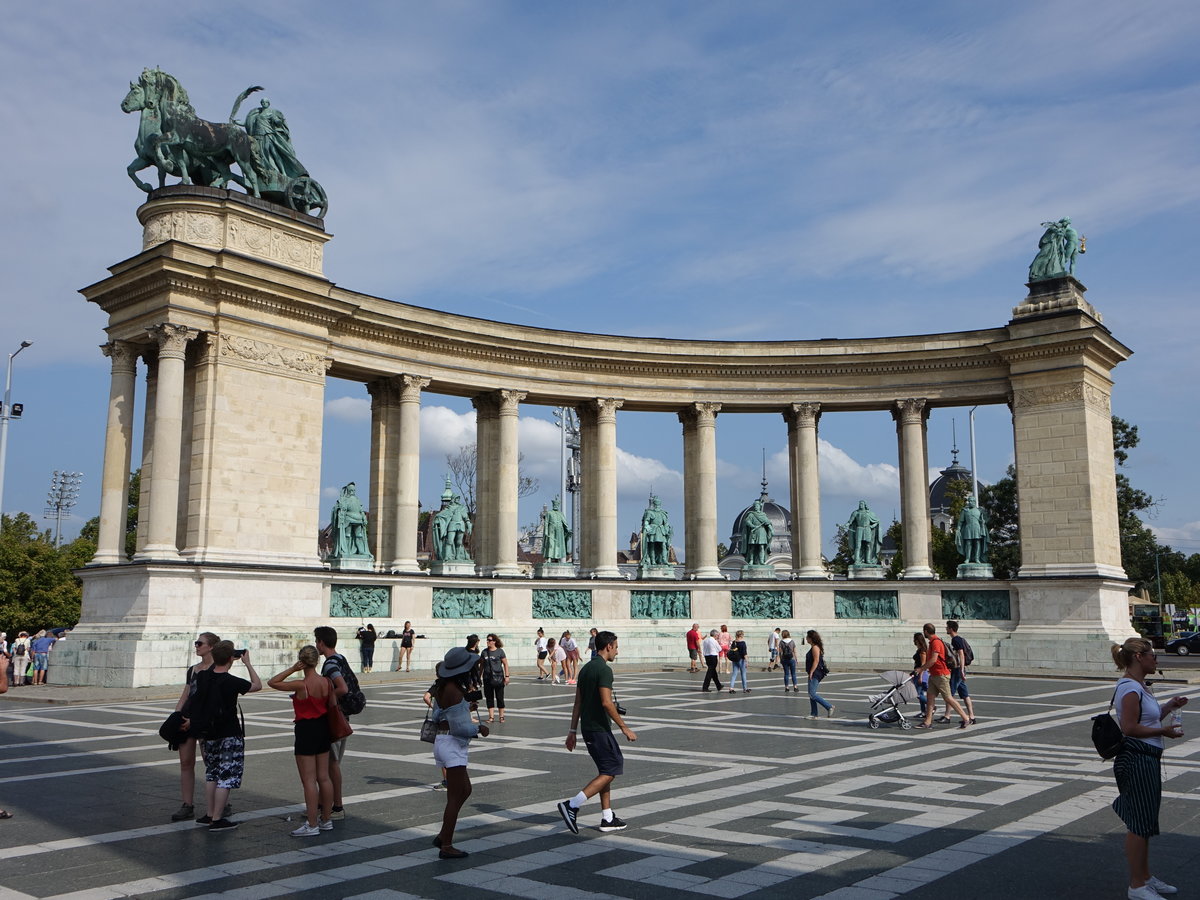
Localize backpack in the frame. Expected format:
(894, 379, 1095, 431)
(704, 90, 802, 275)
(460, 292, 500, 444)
(779, 640, 795, 662)
(14, 642, 25, 658)
(937, 637, 959, 670)
(958, 637, 975, 667)
(329, 653, 367, 716)
(727, 642, 742, 663)
(481, 650, 506, 686)
(185, 670, 243, 739)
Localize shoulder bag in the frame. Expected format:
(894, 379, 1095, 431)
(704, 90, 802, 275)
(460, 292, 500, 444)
(420, 706, 438, 743)
(326, 694, 353, 742)
(1091, 683, 1137, 760)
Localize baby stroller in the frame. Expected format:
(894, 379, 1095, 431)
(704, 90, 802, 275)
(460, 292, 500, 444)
(867, 670, 921, 730)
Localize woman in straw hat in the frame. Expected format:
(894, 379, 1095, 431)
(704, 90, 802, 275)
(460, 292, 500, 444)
(429, 646, 489, 858)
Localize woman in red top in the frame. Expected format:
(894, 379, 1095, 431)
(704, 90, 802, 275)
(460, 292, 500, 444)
(916, 623, 969, 729)
(269, 645, 334, 835)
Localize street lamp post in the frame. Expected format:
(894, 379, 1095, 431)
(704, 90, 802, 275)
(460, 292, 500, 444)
(0, 340, 33, 535)
(45, 470, 84, 548)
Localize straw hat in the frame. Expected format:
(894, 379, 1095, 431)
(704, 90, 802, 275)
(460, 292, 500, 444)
(436, 647, 479, 679)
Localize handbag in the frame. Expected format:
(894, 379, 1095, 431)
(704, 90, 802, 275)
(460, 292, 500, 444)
(158, 710, 190, 750)
(420, 707, 438, 744)
(326, 696, 353, 742)
(1091, 686, 1127, 760)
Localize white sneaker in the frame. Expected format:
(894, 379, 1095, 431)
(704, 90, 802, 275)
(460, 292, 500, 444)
(290, 823, 320, 837)
(1128, 884, 1165, 900)
(318, 819, 333, 832)
(827, 705, 837, 718)
(1147, 876, 1177, 896)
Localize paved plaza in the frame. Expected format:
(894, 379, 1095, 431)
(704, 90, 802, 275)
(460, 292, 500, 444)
(1, 667, 1198, 899)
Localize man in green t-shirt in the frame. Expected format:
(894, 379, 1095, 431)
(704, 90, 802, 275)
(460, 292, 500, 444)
(556, 631, 637, 834)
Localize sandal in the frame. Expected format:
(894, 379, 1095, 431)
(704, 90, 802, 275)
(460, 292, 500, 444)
(498, 716, 505, 723)
(439, 847, 469, 859)
(915, 723, 931, 729)
(936, 716, 951, 723)
(0, 811, 12, 819)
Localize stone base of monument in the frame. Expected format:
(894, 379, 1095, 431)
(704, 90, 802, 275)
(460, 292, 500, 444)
(61, 564, 1136, 686)
(329, 557, 374, 572)
(637, 565, 677, 580)
(536, 562, 577, 579)
(740, 564, 778, 581)
(848, 565, 887, 580)
(429, 561, 477, 577)
(957, 563, 995, 579)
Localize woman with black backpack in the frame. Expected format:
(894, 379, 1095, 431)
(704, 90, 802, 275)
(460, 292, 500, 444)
(480, 634, 510, 723)
(804, 630, 834, 719)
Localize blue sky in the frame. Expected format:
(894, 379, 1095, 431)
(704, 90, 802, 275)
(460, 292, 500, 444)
(2, 1, 1198, 560)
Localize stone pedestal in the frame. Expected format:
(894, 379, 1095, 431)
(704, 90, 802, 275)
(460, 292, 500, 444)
(429, 561, 477, 577)
(957, 563, 994, 579)
(536, 562, 577, 579)
(740, 564, 778, 581)
(849, 565, 887, 580)
(638, 565, 677, 581)
(329, 557, 374, 572)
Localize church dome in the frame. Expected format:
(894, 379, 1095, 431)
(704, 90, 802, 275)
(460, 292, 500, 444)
(726, 479, 793, 558)
(929, 449, 980, 533)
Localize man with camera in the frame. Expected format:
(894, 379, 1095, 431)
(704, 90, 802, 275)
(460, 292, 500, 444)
(557, 630, 637, 835)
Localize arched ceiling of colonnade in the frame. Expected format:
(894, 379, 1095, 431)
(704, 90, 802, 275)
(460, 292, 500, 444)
(321, 285, 1017, 412)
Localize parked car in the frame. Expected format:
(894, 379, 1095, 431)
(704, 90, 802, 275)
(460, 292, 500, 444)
(1165, 632, 1200, 656)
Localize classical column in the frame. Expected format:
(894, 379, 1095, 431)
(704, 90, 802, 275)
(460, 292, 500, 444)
(366, 379, 398, 565)
(134, 352, 157, 554)
(682, 402, 722, 579)
(90, 341, 139, 565)
(576, 403, 598, 572)
(134, 324, 198, 560)
(391, 375, 430, 573)
(785, 402, 825, 578)
(488, 389, 526, 576)
(893, 398, 933, 578)
(590, 399, 623, 577)
(472, 395, 498, 570)
(678, 410, 697, 567)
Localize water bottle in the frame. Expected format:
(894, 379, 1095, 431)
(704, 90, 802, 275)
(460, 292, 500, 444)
(1171, 709, 1183, 734)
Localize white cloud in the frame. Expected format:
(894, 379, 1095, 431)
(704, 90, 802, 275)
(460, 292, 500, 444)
(324, 396, 370, 422)
(818, 439, 899, 500)
(419, 406, 476, 459)
(616, 448, 683, 505)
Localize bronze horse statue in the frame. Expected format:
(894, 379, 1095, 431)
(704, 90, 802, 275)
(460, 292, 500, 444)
(122, 68, 264, 198)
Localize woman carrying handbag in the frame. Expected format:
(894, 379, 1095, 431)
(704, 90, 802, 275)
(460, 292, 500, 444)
(268, 646, 335, 837)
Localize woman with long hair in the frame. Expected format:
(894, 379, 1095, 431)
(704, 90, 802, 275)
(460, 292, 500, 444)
(480, 634, 510, 723)
(429, 647, 489, 858)
(170, 631, 220, 822)
(778, 629, 798, 692)
(268, 646, 334, 836)
(911, 632, 930, 717)
(727, 629, 750, 693)
(1109, 637, 1187, 899)
(717, 624, 732, 674)
(804, 630, 834, 719)
(396, 621, 416, 672)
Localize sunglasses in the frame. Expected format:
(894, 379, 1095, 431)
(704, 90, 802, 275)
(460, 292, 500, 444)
(194, 641, 206, 647)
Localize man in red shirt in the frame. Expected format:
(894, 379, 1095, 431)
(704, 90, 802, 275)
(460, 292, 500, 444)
(916, 623, 970, 729)
(685, 624, 701, 673)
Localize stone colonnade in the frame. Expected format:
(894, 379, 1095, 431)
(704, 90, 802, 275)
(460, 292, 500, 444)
(68, 188, 1135, 686)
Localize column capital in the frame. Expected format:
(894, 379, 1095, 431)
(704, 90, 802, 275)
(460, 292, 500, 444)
(785, 401, 821, 429)
(591, 398, 624, 423)
(146, 323, 199, 361)
(498, 389, 527, 415)
(100, 340, 139, 375)
(472, 393, 499, 417)
(366, 378, 399, 406)
(398, 374, 431, 402)
(892, 397, 929, 425)
(679, 401, 721, 428)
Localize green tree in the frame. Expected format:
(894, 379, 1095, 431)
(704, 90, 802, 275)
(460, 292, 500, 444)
(0, 512, 84, 637)
(884, 520, 904, 579)
(1161, 571, 1200, 611)
(1112, 417, 1173, 590)
(980, 464, 1020, 579)
(828, 524, 851, 576)
(78, 469, 140, 560)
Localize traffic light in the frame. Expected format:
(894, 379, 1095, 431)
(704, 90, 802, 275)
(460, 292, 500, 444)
(9, 403, 22, 418)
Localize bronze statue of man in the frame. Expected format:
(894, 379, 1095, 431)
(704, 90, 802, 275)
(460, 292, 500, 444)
(955, 496, 990, 564)
(741, 498, 774, 566)
(330, 482, 371, 559)
(542, 497, 572, 563)
(847, 500, 881, 566)
(640, 495, 673, 567)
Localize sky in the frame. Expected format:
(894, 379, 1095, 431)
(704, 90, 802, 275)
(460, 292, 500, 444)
(2, 1, 1198, 561)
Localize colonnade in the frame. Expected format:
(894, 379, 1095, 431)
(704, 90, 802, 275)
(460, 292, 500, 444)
(91, 333, 947, 581)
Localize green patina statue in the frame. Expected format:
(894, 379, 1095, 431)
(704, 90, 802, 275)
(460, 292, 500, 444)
(541, 497, 572, 563)
(741, 498, 774, 566)
(432, 477, 473, 563)
(847, 500, 882, 566)
(955, 495, 990, 564)
(640, 494, 673, 567)
(1028, 217, 1085, 282)
(330, 483, 372, 560)
(121, 68, 327, 217)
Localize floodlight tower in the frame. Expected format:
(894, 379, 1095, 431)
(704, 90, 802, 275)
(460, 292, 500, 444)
(45, 470, 84, 548)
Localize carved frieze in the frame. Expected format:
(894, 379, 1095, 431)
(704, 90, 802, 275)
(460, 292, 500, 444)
(834, 590, 899, 619)
(1012, 382, 1111, 414)
(330, 584, 390, 618)
(732, 590, 792, 619)
(432, 588, 493, 619)
(532, 589, 592, 619)
(216, 333, 328, 379)
(630, 590, 691, 619)
(142, 208, 326, 275)
(942, 590, 1011, 620)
